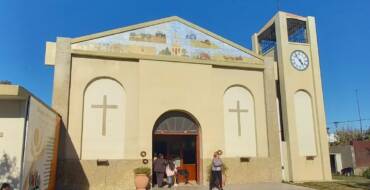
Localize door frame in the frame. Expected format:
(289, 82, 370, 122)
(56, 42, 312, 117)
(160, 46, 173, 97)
(152, 110, 202, 184)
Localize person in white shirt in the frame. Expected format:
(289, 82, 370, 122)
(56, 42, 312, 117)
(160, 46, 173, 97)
(210, 152, 223, 190)
(165, 159, 177, 188)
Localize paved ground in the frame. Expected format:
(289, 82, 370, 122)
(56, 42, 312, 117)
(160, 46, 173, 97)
(152, 183, 314, 190)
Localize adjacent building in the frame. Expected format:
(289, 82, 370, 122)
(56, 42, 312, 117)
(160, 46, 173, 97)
(0, 85, 61, 190)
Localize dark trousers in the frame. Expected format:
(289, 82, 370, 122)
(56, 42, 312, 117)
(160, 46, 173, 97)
(156, 172, 165, 187)
(167, 176, 175, 187)
(152, 172, 156, 187)
(210, 170, 222, 189)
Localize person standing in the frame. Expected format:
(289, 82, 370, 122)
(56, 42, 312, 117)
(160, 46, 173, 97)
(165, 159, 177, 188)
(153, 153, 167, 188)
(152, 154, 158, 187)
(210, 152, 223, 190)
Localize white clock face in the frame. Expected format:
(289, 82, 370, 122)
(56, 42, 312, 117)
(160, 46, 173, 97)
(290, 50, 309, 71)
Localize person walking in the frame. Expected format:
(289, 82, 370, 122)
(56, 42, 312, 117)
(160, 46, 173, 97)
(153, 153, 167, 188)
(166, 159, 177, 188)
(210, 152, 223, 190)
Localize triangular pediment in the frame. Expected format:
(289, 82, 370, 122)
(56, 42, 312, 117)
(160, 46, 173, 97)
(71, 16, 263, 64)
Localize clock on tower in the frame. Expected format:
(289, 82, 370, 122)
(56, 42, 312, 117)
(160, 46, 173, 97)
(252, 11, 332, 182)
(290, 50, 309, 71)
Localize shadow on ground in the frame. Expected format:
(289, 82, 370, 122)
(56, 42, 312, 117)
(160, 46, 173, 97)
(295, 176, 370, 190)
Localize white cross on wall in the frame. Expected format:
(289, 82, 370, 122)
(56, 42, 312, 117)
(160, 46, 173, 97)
(229, 100, 248, 136)
(91, 95, 118, 136)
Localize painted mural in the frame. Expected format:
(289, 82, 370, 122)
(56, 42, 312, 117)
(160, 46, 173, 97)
(72, 21, 256, 63)
(21, 97, 59, 190)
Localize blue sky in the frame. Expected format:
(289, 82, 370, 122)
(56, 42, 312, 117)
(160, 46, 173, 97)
(1, 0, 369, 130)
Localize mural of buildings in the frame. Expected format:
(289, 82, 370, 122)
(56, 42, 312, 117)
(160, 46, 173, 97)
(72, 21, 254, 63)
(159, 47, 171, 55)
(190, 39, 219, 49)
(129, 31, 167, 43)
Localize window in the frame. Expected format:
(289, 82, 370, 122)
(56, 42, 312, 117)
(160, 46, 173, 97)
(287, 18, 308, 43)
(258, 24, 276, 54)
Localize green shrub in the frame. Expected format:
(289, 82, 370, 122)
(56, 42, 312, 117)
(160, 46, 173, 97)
(363, 168, 370, 179)
(134, 166, 151, 177)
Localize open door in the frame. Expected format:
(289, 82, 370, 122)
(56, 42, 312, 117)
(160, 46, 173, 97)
(152, 111, 200, 184)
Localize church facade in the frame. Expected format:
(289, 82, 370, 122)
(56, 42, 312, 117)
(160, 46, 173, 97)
(45, 12, 331, 189)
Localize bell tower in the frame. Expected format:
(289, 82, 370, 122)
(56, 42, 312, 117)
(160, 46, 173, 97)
(252, 12, 332, 181)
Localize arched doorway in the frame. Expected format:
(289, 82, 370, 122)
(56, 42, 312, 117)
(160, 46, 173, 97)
(152, 111, 201, 184)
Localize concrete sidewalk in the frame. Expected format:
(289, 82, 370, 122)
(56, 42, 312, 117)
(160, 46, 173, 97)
(152, 183, 314, 190)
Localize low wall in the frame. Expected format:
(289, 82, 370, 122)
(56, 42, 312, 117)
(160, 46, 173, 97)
(56, 159, 146, 190)
(202, 157, 282, 185)
(57, 156, 282, 190)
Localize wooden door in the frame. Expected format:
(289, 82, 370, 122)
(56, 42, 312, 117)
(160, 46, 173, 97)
(179, 136, 197, 181)
(153, 135, 198, 182)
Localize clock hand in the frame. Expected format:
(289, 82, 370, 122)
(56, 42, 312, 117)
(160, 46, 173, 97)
(298, 58, 304, 65)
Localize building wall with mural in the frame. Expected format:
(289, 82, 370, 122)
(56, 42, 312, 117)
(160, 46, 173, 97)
(46, 12, 331, 189)
(21, 97, 60, 190)
(0, 85, 60, 190)
(72, 21, 257, 63)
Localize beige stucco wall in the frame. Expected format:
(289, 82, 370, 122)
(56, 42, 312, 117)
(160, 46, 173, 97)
(56, 159, 143, 190)
(224, 86, 257, 157)
(294, 90, 317, 156)
(68, 57, 270, 160)
(49, 12, 333, 189)
(60, 56, 281, 189)
(68, 57, 140, 159)
(82, 78, 126, 160)
(138, 59, 269, 159)
(0, 100, 27, 188)
(274, 12, 331, 181)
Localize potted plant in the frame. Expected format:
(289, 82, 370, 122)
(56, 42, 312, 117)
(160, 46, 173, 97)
(133, 166, 151, 190)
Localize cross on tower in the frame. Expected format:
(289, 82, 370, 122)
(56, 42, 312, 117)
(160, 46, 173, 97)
(91, 95, 118, 136)
(229, 100, 248, 136)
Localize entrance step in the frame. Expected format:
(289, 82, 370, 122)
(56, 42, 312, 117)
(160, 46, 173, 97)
(152, 183, 315, 190)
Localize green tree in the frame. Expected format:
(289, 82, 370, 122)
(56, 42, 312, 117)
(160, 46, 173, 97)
(333, 128, 363, 145)
(0, 153, 20, 188)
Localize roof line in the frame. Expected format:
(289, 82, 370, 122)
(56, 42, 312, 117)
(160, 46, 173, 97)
(71, 16, 264, 60)
(71, 16, 178, 43)
(256, 11, 307, 35)
(0, 85, 60, 115)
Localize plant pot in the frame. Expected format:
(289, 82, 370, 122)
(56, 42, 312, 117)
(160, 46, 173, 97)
(134, 174, 149, 190)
